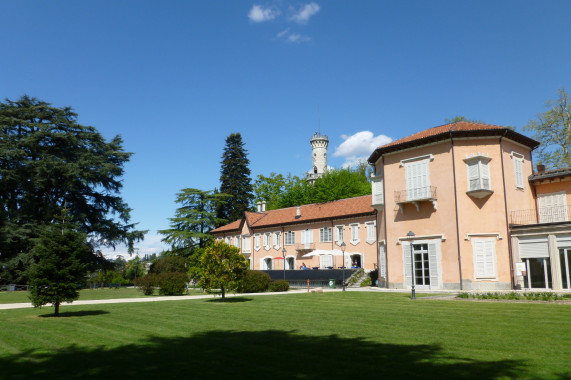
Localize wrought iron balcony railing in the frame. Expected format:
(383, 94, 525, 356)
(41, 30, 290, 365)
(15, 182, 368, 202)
(510, 205, 571, 225)
(394, 186, 437, 203)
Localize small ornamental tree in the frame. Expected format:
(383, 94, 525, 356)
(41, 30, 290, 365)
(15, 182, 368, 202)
(198, 241, 248, 299)
(28, 224, 92, 316)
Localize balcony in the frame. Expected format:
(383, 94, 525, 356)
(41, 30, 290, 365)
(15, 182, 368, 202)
(466, 179, 493, 199)
(394, 186, 437, 213)
(510, 205, 571, 225)
(295, 243, 315, 252)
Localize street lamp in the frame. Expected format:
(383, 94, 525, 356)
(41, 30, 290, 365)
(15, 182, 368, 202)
(341, 241, 346, 291)
(407, 230, 416, 300)
(282, 248, 286, 281)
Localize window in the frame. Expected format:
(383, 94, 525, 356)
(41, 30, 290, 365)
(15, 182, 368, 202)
(405, 159, 430, 200)
(511, 152, 524, 189)
(320, 227, 332, 242)
(261, 257, 273, 270)
(284, 231, 295, 245)
(225, 236, 231, 245)
(403, 241, 441, 289)
(371, 175, 384, 206)
(335, 225, 345, 244)
(365, 222, 376, 244)
(350, 223, 360, 245)
(537, 191, 568, 223)
(234, 235, 241, 248)
(263, 232, 271, 250)
(273, 231, 281, 249)
(467, 159, 490, 191)
(243, 236, 251, 253)
(254, 234, 261, 251)
(301, 229, 313, 248)
(472, 238, 496, 279)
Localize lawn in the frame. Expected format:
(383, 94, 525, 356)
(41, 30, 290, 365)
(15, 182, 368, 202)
(0, 287, 205, 304)
(0, 292, 569, 379)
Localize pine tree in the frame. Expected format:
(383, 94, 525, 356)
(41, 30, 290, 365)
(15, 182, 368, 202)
(217, 133, 254, 224)
(159, 188, 230, 253)
(28, 222, 92, 317)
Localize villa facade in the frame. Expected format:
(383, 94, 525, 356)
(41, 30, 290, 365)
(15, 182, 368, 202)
(211, 196, 378, 272)
(212, 122, 571, 291)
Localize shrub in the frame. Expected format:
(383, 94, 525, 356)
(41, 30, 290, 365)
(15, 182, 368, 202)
(149, 256, 188, 275)
(360, 277, 372, 287)
(269, 280, 289, 292)
(135, 274, 158, 296)
(239, 271, 271, 293)
(157, 272, 189, 296)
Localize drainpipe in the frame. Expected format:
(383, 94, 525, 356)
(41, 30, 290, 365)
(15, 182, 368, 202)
(382, 156, 389, 287)
(500, 132, 516, 289)
(450, 133, 463, 290)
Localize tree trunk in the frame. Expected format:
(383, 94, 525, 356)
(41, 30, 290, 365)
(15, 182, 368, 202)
(54, 302, 60, 317)
(221, 285, 225, 299)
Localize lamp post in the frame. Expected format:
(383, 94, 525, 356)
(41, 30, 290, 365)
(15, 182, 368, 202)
(407, 230, 416, 300)
(282, 248, 286, 281)
(341, 241, 346, 291)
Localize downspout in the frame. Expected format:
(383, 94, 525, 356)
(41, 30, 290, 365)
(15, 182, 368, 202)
(382, 156, 389, 288)
(499, 132, 516, 289)
(450, 132, 463, 290)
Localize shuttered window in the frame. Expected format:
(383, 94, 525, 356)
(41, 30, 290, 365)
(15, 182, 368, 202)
(284, 231, 295, 245)
(405, 159, 430, 200)
(335, 225, 344, 244)
(472, 238, 496, 279)
(379, 244, 386, 279)
(538, 191, 568, 223)
(273, 232, 281, 249)
(243, 236, 251, 253)
(254, 234, 261, 250)
(320, 227, 332, 242)
(301, 229, 313, 247)
(514, 156, 524, 189)
(402, 241, 440, 289)
(372, 177, 384, 205)
(263, 232, 271, 250)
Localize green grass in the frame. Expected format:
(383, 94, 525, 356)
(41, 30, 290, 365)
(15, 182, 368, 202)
(0, 292, 569, 379)
(0, 287, 206, 304)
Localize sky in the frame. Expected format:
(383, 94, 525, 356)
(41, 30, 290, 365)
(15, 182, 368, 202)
(2, 1, 570, 259)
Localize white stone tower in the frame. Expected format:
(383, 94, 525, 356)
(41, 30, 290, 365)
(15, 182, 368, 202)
(306, 132, 329, 183)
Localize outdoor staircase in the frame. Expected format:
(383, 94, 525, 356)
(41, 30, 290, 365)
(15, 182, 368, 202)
(346, 269, 369, 288)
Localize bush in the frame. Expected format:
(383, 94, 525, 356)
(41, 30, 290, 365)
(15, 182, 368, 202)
(360, 277, 372, 287)
(135, 274, 158, 296)
(269, 280, 290, 292)
(157, 272, 189, 296)
(239, 271, 271, 293)
(149, 256, 188, 275)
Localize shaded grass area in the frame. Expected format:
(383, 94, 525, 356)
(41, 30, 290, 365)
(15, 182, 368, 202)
(0, 287, 205, 304)
(0, 292, 569, 379)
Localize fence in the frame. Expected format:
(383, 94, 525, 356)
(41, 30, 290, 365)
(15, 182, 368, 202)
(0, 284, 29, 292)
(510, 205, 570, 225)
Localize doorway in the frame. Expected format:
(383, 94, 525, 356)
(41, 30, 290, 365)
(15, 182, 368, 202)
(560, 248, 571, 289)
(523, 258, 551, 289)
(413, 244, 431, 286)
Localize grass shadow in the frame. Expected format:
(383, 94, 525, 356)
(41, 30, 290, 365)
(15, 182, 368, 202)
(38, 310, 110, 318)
(0, 329, 529, 379)
(207, 297, 253, 303)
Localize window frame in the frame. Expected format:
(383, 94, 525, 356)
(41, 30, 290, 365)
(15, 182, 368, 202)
(284, 231, 295, 245)
(320, 226, 332, 243)
(365, 221, 376, 244)
(350, 223, 360, 245)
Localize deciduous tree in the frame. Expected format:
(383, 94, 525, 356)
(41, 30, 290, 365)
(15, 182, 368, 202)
(198, 241, 248, 299)
(524, 88, 571, 169)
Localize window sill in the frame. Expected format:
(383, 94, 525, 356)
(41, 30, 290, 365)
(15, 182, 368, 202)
(350, 239, 360, 246)
(366, 239, 376, 245)
(466, 189, 493, 199)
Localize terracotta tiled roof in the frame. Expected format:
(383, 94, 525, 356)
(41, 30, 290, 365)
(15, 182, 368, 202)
(211, 195, 375, 234)
(211, 219, 242, 233)
(529, 167, 571, 182)
(368, 121, 539, 163)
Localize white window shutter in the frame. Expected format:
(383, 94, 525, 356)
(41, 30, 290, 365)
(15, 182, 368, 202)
(474, 240, 485, 277)
(481, 161, 490, 189)
(428, 243, 439, 289)
(379, 245, 386, 278)
(484, 240, 495, 276)
(515, 159, 523, 188)
(468, 161, 479, 190)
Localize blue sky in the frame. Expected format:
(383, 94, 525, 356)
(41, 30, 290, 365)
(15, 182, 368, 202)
(2, 1, 570, 258)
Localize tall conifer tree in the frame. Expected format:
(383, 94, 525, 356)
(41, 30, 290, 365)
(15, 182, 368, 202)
(217, 133, 254, 224)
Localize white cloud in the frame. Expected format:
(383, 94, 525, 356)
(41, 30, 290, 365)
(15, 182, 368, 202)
(248, 5, 279, 22)
(333, 131, 392, 168)
(100, 233, 169, 260)
(287, 33, 310, 42)
(289, 2, 320, 24)
(277, 28, 290, 38)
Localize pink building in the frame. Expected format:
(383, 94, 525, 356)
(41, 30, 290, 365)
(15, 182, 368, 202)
(368, 121, 571, 291)
(211, 196, 378, 272)
(212, 122, 571, 291)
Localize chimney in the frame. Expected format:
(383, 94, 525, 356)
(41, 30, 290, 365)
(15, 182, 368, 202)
(296, 206, 301, 217)
(262, 201, 266, 212)
(256, 201, 262, 212)
(536, 164, 545, 173)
